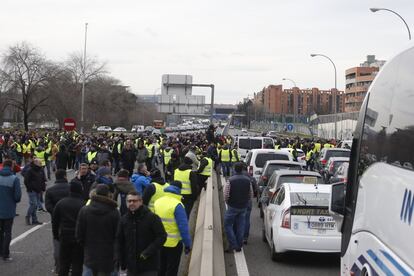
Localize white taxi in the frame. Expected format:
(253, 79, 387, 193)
(262, 183, 341, 261)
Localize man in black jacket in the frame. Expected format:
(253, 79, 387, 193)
(117, 191, 166, 276)
(52, 181, 85, 276)
(70, 163, 95, 201)
(45, 169, 70, 273)
(24, 158, 46, 225)
(76, 184, 120, 276)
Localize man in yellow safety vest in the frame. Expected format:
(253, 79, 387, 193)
(196, 152, 213, 191)
(154, 181, 192, 276)
(173, 157, 197, 217)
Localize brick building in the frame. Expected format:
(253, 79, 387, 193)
(254, 85, 345, 116)
(345, 55, 385, 112)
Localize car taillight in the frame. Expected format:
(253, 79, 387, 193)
(261, 175, 268, 181)
(281, 209, 291, 229)
(329, 162, 334, 172)
(248, 166, 253, 176)
(321, 159, 327, 165)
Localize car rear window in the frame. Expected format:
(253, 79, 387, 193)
(326, 150, 350, 159)
(265, 164, 302, 176)
(277, 175, 323, 186)
(255, 153, 289, 168)
(239, 138, 262, 150)
(290, 192, 330, 207)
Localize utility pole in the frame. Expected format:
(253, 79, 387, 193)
(81, 22, 88, 134)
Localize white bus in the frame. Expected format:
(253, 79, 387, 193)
(330, 45, 414, 275)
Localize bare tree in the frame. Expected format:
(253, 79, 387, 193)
(0, 42, 59, 130)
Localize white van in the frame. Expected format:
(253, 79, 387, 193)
(329, 45, 414, 275)
(235, 136, 275, 160)
(245, 149, 293, 182)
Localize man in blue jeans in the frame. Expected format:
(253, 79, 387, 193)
(0, 159, 22, 261)
(224, 162, 252, 253)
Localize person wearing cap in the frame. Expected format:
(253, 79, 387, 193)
(52, 181, 85, 276)
(173, 157, 198, 217)
(117, 190, 167, 276)
(195, 151, 213, 191)
(154, 181, 192, 276)
(76, 184, 120, 276)
(142, 168, 168, 212)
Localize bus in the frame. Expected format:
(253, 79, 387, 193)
(330, 45, 414, 275)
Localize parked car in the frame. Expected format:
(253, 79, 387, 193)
(97, 126, 112, 132)
(245, 149, 293, 182)
(314, 148, 351, 173)
(241, 128, 248, 134)
(337, 139, 352, 149)
(260, 170, 323, 218)
(257, 160, 303, 203)
(266, 131, 279, 138)
(321, 157, 349, 183)
(329, 162, 349, 184)
(262, 183, 341, 261)
(279, 148, 306, 167)
(235, 136, 275, 160)
(113, 127, 127, 132)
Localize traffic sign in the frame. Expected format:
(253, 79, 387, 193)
(287, 123, 294, 132)
(63, 118, 76, 131)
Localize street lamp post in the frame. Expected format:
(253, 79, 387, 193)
(282, 78, 297, 87)
(370, 8, 411, 40)
(282, 78, 298, 124)
(81, 22, 88, 134)
(311, 53, 338, 139)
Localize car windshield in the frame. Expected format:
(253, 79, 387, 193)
(265, 164, 302, 176)
(277, 175, 323, 186)
(326, 150, 350, 159)
(290, 192, 330, 207)
(255, 153, 289, 168)
(239, 138, 262, 149)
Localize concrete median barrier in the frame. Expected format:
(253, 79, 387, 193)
(188, 171, 226, 276)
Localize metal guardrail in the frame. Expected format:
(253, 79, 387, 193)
(188, 171, 225, 276)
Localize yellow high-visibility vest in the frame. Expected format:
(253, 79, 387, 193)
(231, 149, 238, 162)
(200, 157, 212, 176)
(148, 182, 169, 212)
(34, 150, 46, 166)
(306, 149, 314, 161)
(87, 151, 97, 163)
(221, 149, 231, 162)
(163, 149, 172, 165)
(314, 143, 321, 153)
(14, 142, 22, 153)
(22, 144, 31, 154)
(174, 169, 192, 195)
(154, 193, 183, 247)
(146, 144, 154, 158)
(275, 145, 280, 150)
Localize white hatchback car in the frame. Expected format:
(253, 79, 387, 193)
(245, 149, 293, 182)
(262, 183, 341, 261)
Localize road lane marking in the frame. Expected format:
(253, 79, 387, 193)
(221, 175, 250, 276)
(11, 222, 50, 246)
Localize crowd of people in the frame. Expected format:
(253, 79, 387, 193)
(0, 125, 232, 276)
(0, 125, 342, 275)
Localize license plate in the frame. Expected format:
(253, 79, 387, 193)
(309, 221, 336, 230)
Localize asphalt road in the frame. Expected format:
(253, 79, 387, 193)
(2, 170, 76, 276)
(225, 128, 340, 275)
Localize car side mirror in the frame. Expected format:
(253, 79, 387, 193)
(329, 182, 346, 232)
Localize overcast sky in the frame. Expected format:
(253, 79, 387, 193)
(1, 0, 413, 104)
